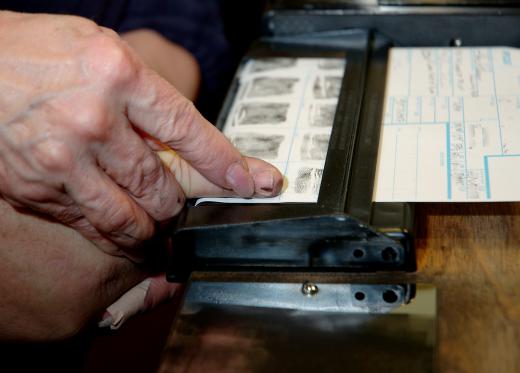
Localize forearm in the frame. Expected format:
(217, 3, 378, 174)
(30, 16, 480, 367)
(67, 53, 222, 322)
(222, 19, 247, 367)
(0, 199, 143, 341)
(0, 11, 281, 341)
(121, 29, 201, 101)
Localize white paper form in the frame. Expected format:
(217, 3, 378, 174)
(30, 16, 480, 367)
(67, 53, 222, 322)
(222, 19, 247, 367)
(197, 57, 346, 205)
(374, 47, 520, 202)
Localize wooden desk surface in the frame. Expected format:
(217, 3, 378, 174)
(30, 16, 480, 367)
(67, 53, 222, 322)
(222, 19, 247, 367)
(156, 203, 520, 373)
(412, 203, 520, 372)
(5, 203, 519, 372)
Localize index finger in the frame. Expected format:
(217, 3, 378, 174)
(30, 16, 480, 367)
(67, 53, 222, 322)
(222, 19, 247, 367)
(124, 67, 274, 198)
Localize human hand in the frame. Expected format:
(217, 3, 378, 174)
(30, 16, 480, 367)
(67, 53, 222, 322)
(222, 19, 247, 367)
(99, 151, 283, 331)
(0, 142, 282, 341)
(0, 11, 283, 261)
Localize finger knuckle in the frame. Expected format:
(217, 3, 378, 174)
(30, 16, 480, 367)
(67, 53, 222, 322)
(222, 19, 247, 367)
(32, 138, 73, 173)
(52, 205, 82, 225)
(129, 154, 186, 220)
(69, 98, 110, 141)
(86, 35, 136, 86)
(131, 153, 162, 198)
(101, 203, 154, 244)
(173, 191, 186, 214)
(37, 93, 110, 142)
(15, 184, 55, 206)
(163, 99, 199, 146)
(101, 203, 135, 234)
(155, 182, 185, 220)
(0, 158, 58, 204)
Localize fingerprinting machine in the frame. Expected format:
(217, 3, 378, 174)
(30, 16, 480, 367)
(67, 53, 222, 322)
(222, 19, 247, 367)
(161, 1, 520, 370)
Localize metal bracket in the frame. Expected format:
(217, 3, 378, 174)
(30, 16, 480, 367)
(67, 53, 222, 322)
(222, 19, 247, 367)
(167, 214, 412, 282)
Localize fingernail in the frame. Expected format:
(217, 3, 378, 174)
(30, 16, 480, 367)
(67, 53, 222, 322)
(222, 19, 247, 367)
(256, 170, 275, 196)
(225, 161, 254, 197)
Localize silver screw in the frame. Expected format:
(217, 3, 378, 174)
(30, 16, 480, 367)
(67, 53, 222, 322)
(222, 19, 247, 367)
(302, 282, 319, 296)
(451, 38, 462, 47)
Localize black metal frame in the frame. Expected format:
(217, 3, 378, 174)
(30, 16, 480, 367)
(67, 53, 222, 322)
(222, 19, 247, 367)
(167, 28, 417, 282)
(167, 1, 520, 282)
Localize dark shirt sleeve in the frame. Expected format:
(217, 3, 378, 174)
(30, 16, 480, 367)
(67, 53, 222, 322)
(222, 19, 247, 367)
(0, 0, 128, 28)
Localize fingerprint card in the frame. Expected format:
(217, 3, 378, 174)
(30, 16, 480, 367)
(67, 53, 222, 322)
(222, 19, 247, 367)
(196, 57, 346, 205)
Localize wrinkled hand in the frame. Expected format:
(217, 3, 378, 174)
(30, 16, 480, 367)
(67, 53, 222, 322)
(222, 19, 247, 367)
(0, 11, 282, 261)
(0, 152, 282, 341)
(0, 11, 284, 341)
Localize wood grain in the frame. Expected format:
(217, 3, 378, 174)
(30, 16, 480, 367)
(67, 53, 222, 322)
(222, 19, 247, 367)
(157, 202, 520, 372)
(413, 203, 520, 373)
